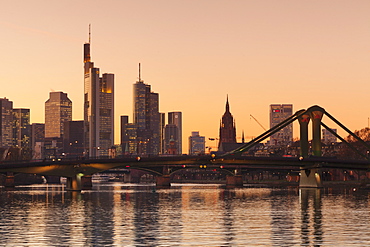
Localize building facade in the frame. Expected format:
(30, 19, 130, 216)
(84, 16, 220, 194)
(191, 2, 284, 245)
(189, 131, 205, 155)
(12, 108, 31, 159)
(322, 128, 337, 144)
(132, 64, 160, 155)
(218, 96, 236, 149)
(164, 124, 179, 154)
(84, 33, 114, 157)
(168, 112, 182, 154)
(63, 121, 84, 158)
(269, 104, 293, 146)
(12, 108, 31, 148)
(0, 98, 14, 148)
(31, 123, 45, 159)
(45, 92, 72, 138)
(159, 112, 165, 154)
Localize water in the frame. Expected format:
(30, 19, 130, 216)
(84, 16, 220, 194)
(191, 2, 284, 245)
(1, 183, 370, 246)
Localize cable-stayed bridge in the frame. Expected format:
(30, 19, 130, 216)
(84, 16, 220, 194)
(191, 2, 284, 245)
(1, 105, 370, 190)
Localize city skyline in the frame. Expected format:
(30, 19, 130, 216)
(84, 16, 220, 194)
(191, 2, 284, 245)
(2, 1, 370, 151)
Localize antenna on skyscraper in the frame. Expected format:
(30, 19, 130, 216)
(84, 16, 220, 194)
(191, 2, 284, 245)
(138, 63, 141, 82)
(89, 24, 91, 44)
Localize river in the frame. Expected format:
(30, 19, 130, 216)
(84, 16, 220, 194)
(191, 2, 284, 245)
(1, 183, 370, 246)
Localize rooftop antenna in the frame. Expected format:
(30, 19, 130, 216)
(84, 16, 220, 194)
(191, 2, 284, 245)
(138, 63, 142, 82)
(89, 24, 91, 44)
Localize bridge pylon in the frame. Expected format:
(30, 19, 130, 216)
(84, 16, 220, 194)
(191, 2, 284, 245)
(298, 106, 324, 188)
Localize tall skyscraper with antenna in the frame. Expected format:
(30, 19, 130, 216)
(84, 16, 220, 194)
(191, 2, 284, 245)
(84, 26, 114, 157)
(133, 64, 160, 155)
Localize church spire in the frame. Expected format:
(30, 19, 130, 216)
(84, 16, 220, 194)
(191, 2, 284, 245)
(226, 94, 230, 112)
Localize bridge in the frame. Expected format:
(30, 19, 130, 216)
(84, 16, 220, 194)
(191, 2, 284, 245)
(1, 105, 370, 190)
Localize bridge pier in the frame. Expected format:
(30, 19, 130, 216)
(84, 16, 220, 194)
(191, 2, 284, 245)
(66, 174, 83, 191)
(300, 168, 322, 188)
(226, 175, 243, 187)
(81, 175, 93, 190)
(4, 172, 15, 188)
(156, 175, 171, 187)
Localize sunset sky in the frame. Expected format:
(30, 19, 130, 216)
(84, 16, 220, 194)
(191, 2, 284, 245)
(2, 1, 370, 152)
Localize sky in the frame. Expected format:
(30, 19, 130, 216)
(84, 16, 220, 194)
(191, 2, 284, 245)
(1, 0, 370, 152)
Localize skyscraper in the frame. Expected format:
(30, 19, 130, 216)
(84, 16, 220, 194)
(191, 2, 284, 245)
(45, 92, 72, 138)
(219, 96, 236, 149)
(120, 115, 129, 153)
(84, 28, 114, 157)
(159, 112, 165, 154)
(31, 123, 45, 159)
(12, 108, 31, 150)
(168, 111, 182, 154)
(189, 131, 205, 155)
(0, 98, 13, 148)
(164, 124, 179, 154)
(133, 64, 160, 155)
(63, 121, 84, 157)
(269, 104, 293, 146)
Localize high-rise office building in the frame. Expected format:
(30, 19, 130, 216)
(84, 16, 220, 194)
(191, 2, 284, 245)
(322, 128, 337, 144)
(164, 124, 179, 154)
(12, 108, 31, 150)
(125, 123, 138, 155)
(0, 98, 13, 148)
(84, 29, 114, 157)
(133, 64, 160, 155)
(31, 123, 45, 159)
(45, 92, 72, 138)
(159, 112, 165, 154)
(120, 115, 129, 153)
(63, 121, 84, 157)
(219, 96, 236, 149)
(168, 112, 182, 154)
(189, 131, 205, 155)
(269, 104, 293, 146)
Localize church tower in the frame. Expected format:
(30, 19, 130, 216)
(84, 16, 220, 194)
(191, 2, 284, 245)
(219, 96, 236, 148)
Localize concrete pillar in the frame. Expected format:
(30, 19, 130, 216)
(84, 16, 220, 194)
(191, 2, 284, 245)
(300, 168, 322, 188)
(4, 172, 15, 188)
(310, 108, 324, 157)
(81, 175, 93, 190)
(226, 175, 243, 187)
(156, 175, 171, 187)
(298, 111, 310, 158)
(66, 174, 82, 191)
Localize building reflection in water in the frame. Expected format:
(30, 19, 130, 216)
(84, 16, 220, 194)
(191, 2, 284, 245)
(3, 184, 370, 245)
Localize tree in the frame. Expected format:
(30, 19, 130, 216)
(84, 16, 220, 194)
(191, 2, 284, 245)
(337, 127, 370, 160)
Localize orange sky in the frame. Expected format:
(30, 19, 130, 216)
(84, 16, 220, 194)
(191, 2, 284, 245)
(1, 1, 370, 152)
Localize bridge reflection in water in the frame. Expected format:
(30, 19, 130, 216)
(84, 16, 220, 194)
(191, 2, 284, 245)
(1, 184, 369, 246)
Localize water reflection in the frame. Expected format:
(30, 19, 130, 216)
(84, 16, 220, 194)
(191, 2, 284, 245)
(300, 188, 323, 246)
(1, 184, 370, 246)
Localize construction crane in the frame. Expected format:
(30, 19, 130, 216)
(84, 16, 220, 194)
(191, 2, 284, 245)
(250, 114, 267, 131)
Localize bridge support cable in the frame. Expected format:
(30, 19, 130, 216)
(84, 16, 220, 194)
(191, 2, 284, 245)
(321, 122, 369, 160)
(223, 109, 308, 156)
(324, 110, 370, 152)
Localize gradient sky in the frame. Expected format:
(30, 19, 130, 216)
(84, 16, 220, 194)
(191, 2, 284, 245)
(2, 1, 370, 152)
